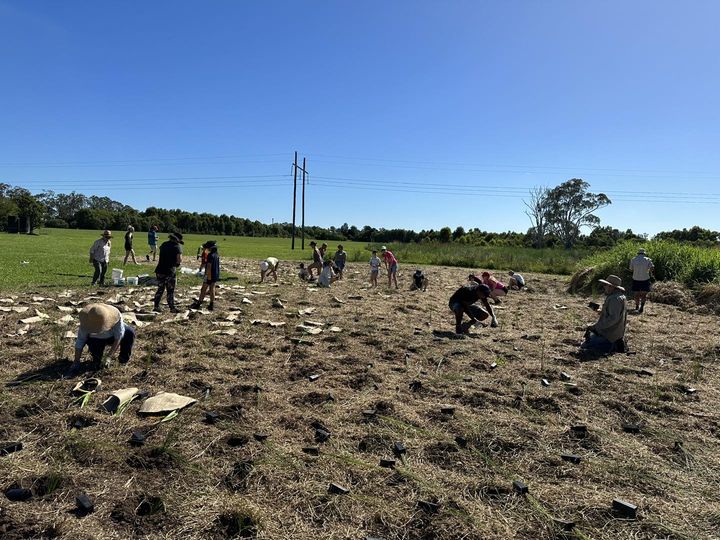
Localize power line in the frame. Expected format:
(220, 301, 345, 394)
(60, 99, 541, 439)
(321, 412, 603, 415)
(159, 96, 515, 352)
(0, 153, 288, 167)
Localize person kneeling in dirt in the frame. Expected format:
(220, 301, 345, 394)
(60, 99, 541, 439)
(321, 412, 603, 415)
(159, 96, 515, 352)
(67, 303, 135, 377)
(298, 262, 314, 281)
(410, 269, 428, 291)
(318, 260, 337, 288)
(449, 277, 498, 334)
(581, 274, 627, 355)
(508, 271, 525, 290)
(260, 257, 280, 283)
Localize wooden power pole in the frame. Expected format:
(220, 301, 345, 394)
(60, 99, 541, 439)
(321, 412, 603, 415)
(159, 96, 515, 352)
(301, 157, 307, 250)
(291, 151, 298, 249)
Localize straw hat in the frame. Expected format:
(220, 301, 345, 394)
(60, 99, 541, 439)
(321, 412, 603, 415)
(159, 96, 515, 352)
(101, 230, 112, 238)
(78, 303, 121, 334)
(598, 274, 625, 291)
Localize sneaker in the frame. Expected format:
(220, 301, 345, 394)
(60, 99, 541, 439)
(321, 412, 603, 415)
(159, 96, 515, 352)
(152, 305, 162, 313)
(146, 254, 150, 261)
(639, 304, 644, 314)
(208, 302, 214, 311)
(190, 300, 201, 309)
(169, 306, 180, 314)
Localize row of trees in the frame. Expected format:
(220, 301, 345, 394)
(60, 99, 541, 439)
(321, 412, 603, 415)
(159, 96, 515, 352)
(1, 179, 708, 249)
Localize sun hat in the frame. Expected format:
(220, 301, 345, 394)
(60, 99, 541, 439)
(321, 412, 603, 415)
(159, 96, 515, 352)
(638, 248, 646, 255)
(101, 230, 112, 238)
(481, 271, 490, 277)
(78, 303, 121, 334)
(598, 274, 625, 291)
(127, 225, 134, 231)
(168, 232, 184, 244)
(310, 241, 317, 246)
(139, 392, 197, 416)
(202, 240, 217, 249)
(381, 246, 387, 251)
(260, 261, 269, 272)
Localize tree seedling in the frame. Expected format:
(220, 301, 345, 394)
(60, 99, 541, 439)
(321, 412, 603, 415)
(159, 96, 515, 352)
(512, 480, 528, 494)
(612, 498, 637, 519)
(561, 453, 581, 464)
(0, 442, 23, 456)
(328, 483, 350, 495)
(76, 493, 94, 515)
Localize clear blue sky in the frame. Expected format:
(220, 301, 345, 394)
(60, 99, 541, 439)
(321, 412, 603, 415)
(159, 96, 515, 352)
(1, 0, 719, 236)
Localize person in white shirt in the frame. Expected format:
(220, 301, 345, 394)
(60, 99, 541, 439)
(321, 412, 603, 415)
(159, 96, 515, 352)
(369, 250, 381, 288)
(318, 260, 337, 288)
(629, 248, 654, 313)
(67, 303, 135, 376)
(260, 257, 280, 283)
(89, 230, 112, 286)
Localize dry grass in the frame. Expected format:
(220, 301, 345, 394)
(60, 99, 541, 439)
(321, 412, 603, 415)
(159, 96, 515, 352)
(1, 261, 719, 539)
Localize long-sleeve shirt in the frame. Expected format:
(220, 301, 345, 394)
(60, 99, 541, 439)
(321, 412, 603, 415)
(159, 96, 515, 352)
(591, 291, 627, 342)
(89, 239, 111, 262)
(75, 308, 125, 351)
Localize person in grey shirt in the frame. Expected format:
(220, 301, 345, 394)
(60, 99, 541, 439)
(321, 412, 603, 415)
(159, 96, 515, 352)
(581, 274, 627, 354)
(629, 248, 654, 313)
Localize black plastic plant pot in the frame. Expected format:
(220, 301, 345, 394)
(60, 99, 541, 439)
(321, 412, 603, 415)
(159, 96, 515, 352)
(315, 429, 331, 443)
(392, 442, 407, 456)
(130, 431, 146, 447)
(561, 453, 581, 464)
(328, 483, 350, 495)
(622, 423, 641, 434)
(0, 442, 23, 456)
(205, 411, 220, 424)
(76, 493, 95, 514)
(253, 433, 269, 442)
(5, 488, 32, 501)
(512, 480, 528, 494)
(612, 498, 637, 519)
(417, 500, 440, 513)
(302, 447, 320, 456)
(379, 458, 396, 468)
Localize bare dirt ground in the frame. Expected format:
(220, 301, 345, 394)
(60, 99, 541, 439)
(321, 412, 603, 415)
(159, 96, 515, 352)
(1, 260, 719, 540)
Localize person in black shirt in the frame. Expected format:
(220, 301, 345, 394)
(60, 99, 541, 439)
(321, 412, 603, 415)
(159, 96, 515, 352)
(123, 225, 139, 266)
(448, 275, 498, 334)
(410, 269, 428, 291)
(153, 232, 183, 313)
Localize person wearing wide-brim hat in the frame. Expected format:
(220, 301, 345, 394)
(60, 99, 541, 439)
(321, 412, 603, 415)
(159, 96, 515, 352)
(307, 241, 323, 279)
(153, 232, 184, 313)
(629, 247, 654, 314)
(66, 303, 136, 377)
(89, 230, 113, 286)
(581, 274, 628, 355)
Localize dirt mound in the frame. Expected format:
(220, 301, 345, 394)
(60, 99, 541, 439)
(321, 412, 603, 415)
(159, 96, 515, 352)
(568, 266, 594, 292)
(648, 280, 695, 308)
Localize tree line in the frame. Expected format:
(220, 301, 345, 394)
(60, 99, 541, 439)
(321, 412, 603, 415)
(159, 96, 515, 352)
(1, 180, 714, 248)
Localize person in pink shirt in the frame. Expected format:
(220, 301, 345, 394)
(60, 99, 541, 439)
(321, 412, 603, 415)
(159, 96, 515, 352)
(380, 246, 399, 288)
(480, 271, 509, 303)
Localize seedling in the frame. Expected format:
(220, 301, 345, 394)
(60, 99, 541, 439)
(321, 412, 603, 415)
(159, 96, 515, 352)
(417, 500, 440, 513)
(379, 458, 396, 468)
(0, 442, 22, 456)
(561, 453, 581, 464)
(612, 498, 637, 519)
(512, 480, 528, 494)
(328, 483, 350, 495)
(76, 493, 94, 514)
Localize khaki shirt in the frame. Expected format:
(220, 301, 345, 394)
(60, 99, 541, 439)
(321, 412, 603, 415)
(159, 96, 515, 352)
(591, 291, 627, 342)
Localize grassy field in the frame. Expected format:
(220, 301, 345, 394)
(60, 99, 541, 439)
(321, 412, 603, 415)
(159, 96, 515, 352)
(0, 229, 587, 289)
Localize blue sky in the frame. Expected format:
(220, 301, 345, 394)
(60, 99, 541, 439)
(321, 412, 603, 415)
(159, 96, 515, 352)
(1, 0, 719, 236)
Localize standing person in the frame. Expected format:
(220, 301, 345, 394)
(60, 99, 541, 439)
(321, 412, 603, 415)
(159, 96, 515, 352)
(449, 277, 498, 334)
(89, 230, 112, 286)
(153, 232, 184, 313)
(581, 274, 627, 354)
(507, 271, 526, 290)
(333, 245, 347, 279)
(369, 250, 381, 287)
(192, 243, 220, 311)
(380, 246, 399, 289)
(197, 240, 215, 274)
(146, 225, 159, 262)
(307, 241, 323, 279)
(319, 243, 329, 261)
(260, 257, 280, 283)
(66, 303, 135, 376)
(123, 226, 139, 266)
(480, 271, 509, 303)
(629, 248, 654, 313)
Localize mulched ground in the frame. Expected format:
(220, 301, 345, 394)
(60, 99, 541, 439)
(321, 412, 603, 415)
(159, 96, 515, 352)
(0, 260, 718, 539)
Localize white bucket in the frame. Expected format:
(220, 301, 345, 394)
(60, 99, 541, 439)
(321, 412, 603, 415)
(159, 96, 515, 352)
(113, 278, 125, 286)
(126, 277, 139, 286)
(111, 268, 124, 281)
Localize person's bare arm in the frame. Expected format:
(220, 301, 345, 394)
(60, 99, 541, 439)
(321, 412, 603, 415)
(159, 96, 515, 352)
(482, 297, 498, 326)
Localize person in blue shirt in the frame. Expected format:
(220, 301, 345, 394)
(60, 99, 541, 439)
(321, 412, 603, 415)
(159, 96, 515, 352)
(146, 225, 159, 262)
(66, 303, 136, 376)
(192, 243, 220, 311)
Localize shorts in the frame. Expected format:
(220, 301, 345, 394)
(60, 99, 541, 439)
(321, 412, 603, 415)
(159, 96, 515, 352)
(204, 275, 218, 284)
(335, 261, 345, 271)
(389, 263, 398, 274)
(371, 268, 379, 274)
(148, 244, 157, 251)
(632, 279, 651, 292)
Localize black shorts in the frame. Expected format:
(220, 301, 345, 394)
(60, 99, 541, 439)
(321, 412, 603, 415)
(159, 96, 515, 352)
(632, 279, 651, 292)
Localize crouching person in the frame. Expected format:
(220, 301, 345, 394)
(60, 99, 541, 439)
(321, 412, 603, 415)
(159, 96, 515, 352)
(449, 278, 498, 334)
(410, 269, 428, 291)
(67, 303, 135, 376)
(581, 274, 627, 355)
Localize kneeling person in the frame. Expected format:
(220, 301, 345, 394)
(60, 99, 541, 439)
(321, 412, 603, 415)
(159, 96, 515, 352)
(449, 278, 498, 334)
(410, 269, 428, 291)
(581, 274, 627, 354)
(68, 303, 135, 376)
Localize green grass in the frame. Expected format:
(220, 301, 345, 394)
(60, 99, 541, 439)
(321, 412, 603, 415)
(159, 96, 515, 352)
(0, 228, 588, 289)
(571, 240, 720, 293)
